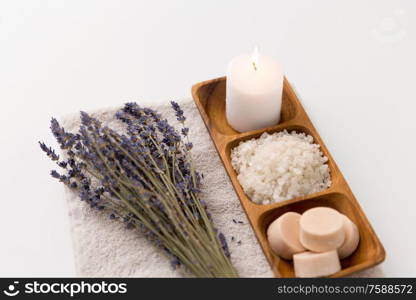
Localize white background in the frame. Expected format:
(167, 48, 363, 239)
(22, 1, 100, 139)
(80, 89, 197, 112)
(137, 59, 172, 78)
(0, 0, 415, 277)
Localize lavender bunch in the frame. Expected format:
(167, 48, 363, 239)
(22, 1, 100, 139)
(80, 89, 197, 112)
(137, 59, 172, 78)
(39, 102, 238, 278)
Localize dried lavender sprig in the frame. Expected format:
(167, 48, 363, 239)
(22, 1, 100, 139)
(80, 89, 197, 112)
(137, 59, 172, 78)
(101, 119, 229, 272)
(40, 103, 238, 278)
(115, 104, 236, 276)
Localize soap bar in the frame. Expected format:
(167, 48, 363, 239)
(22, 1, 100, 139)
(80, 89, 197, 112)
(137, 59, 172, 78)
(299, 207, 345, 252)
(338, 215, 360, 259)
(267, 212, 306, 260)
(293, 250, 341, 278)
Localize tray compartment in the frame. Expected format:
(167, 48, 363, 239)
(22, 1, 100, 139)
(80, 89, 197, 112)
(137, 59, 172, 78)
(224, 124, 340, 204)
(192, 77, 298, 136)
(257, 193, 385, 277)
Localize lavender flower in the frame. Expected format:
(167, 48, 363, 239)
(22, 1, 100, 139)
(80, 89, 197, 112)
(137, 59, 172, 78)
(39, 102, 238, 278)
(171, 101, 185, 122)
(50, 170, 60, 179)
(218, 232, 230, 258)
(39, 142, 59, 161)
(181, 127, 189, 137)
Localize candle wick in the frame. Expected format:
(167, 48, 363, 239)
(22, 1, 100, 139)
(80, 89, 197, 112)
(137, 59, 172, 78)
(252, 61, 257, 71)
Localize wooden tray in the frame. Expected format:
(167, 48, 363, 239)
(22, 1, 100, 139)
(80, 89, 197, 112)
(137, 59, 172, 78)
(191, 76, 385, 278)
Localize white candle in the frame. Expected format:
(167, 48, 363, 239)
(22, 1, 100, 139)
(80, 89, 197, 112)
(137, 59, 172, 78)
(226, 47, 283, 132)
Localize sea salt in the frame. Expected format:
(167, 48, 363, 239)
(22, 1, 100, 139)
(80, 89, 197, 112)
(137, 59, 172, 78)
(230, 130, 331, 205)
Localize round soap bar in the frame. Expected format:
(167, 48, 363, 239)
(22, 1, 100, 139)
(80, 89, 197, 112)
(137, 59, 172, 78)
(293, 250, 341, 278)
(267, 212, 306, 260)
(299, 207, 345, 252)
(338, 215, 360, 259)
